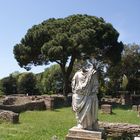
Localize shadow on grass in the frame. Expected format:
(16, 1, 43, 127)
(53, 106, 72, 112)
(110, 112, 116, 115)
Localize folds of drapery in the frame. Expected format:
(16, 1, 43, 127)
(72, 68, 99, 130)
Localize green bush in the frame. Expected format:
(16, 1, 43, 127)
(41, 64, 63, 94)
(17, 72, 38, 95)
(0, 75, 17, 95)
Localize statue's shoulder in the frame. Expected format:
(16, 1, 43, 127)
(75, 69, 82, 75)
(73, 70, 82, 79)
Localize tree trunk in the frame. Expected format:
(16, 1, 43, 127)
(60, 55, 75, 97)
(61, 72, 70, 106)
(62, 72, 70, 97)
(59, 64, 69, 97)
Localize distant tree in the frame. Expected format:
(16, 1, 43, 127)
(0, 75, 17, 95)
(35, 72, 43, 95)
(122, 44, 140, 93)
(17, 73, 37, 95)
(41, 64, 63, 94)
(107, 44, 140, 95)
(13, 14, 123, 96)
(0, 80, 4, 95)
(11, 71, 20, 78)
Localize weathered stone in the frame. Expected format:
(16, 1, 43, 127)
(66, 127, 104, 140)
(44, 97, 54, 110)
(132, 105, 138, 111)
(99, 122, 140, 137)
(138, 105, 140, 112)
(2, 96, 16, 105)
(101, 104, 112, 114)
(0, 95, 72, 111)
(0, 110, 19, 123)
(0, 100, 46, 113)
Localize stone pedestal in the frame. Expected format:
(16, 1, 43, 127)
(66, 127, 104, 140)
(101, 104, 112, 114)
(132, 105, 138, 111)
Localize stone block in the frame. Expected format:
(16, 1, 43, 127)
(44, 97, 54, 110)
(99, 121, 140, 137)
(132, 105, 138, 111)
(138, 105, 140, 112)
(101, 104, 112, 114)
(66, 127, 104, 140)
(0, 110, 19, 123)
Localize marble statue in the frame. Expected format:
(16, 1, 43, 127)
(72, 61, 99, 130)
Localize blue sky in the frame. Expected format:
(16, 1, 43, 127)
(0, 0, 140, 78)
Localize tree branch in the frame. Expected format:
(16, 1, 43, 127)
(66, 54, 75, 78)
(55, 60, 61, 65)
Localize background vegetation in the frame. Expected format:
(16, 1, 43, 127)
(0, 107, 139, 140)
(0, 14, 139, 140)
(0, 44, 139, 97)
(13, 14, 123, 96)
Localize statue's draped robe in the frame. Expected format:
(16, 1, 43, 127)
(72, 67, 99, 130)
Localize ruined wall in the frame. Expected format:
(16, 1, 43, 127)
(99, 122, 140, 138)
(0, 100, 46, 113)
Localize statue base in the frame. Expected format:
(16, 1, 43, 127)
(66, 126, 104, 140)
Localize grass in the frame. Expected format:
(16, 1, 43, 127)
(0, 107, 139, 140)
(99, 106, 140, 124)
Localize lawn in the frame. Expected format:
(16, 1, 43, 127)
(0, 107, 139, 140)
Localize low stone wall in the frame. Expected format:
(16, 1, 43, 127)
(0, 110, 19, 123)
(39, 95, 66, 109)
(101, 94, 140, 106)
(0, 100, 46, 113)
(44, 97, 54, 110)
(99, 122, 140, 138)
(0, 95, 72, 112)
(2, 96, 17, 105)
(53, 95, 65, 108)
(43, 94, 72, 108)
(101, 97, 122, 106)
